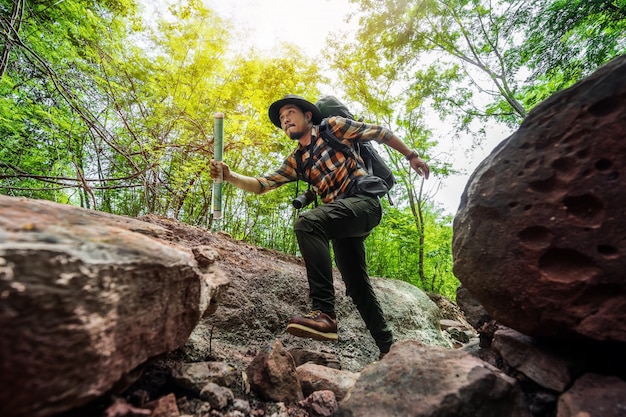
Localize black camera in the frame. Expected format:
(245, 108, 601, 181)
(292, 190, 316, 209)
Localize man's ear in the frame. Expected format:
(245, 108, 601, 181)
(305, 111, 312, 123)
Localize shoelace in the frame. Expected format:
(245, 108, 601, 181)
(303, 310, 322, 318)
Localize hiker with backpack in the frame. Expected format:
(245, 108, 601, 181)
(209, 94, 429, 359)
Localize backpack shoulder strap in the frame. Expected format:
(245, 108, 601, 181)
(318, 118, 356, 160)
(294, 148, 304, 180)
(318, 118, 373, 175)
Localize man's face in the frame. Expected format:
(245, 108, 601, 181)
(279, 104, 310, 140)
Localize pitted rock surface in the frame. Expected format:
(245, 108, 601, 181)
(452, 55, 626, 344)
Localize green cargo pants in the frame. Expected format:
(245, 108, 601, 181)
(293, 194, 393, 352)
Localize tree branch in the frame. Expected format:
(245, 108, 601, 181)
(0, 0, 25, 78)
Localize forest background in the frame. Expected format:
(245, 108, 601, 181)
(1, 0, 624, 300)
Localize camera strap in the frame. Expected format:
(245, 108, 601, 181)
(294, 140, 317, 205)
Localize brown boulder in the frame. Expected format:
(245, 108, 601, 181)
(557, 373, 626, 417)
(452, 55, 626, 343)
(299, 390, 338, 417)
(336, 340, 531, 417)
(245, 338, 303, 403)
(455, 285, 490, 329)
(296, 362, 359, 402)
(492, 327, 580, 392)
(0, 196, 229, 417)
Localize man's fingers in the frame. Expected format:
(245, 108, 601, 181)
(413, 161, 430, 179)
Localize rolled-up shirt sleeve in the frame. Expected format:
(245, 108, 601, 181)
(256, 151, 299, 193)
(328, 116, 394, 144)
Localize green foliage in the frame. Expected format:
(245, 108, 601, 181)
(343, 0, 626, 134)
(506, 0, 626, 105)
(1, 0, 324, 223)
(367, 202, 458, 300)
(338, 0, 527, 135)
(11, 0, 622, 302)
(0, 0, 137, 205)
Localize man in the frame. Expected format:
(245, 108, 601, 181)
(209, 94, 429, 359)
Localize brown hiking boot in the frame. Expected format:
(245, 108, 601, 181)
(286, 310, 338, 342)
(378, 342, 392, 360)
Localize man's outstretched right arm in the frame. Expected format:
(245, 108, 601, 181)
(210, 160, 263, 194)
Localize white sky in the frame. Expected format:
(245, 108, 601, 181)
(207, 0, 357, 57)
(206, 0, 511, 216)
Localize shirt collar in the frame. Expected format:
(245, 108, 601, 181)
(296, 127, 318, 151)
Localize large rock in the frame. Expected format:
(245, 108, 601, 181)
(556, 373, 626, 417)
(369, 278, 452, 348)
(455, 285, 490, 329)
(336, 340, 531, 417)
(0, 196, 229, 417)
(452, 55, 626, 343)
(491, 327, 580, 392)
(245, 339, 303, 403)
(296, 362, 359, 402)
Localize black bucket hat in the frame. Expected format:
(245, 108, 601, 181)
(268, 94, 323, 128)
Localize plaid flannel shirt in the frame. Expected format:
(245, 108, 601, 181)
(256, 116, 393, 203)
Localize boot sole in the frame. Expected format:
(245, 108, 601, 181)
(286, 323, 338, 342)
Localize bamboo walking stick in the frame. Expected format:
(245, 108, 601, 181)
(212, 112, 224, 221)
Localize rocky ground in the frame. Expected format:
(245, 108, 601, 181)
(55, 214, 470, 417)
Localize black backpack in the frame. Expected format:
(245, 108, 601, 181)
(315, 96, 396, 200)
